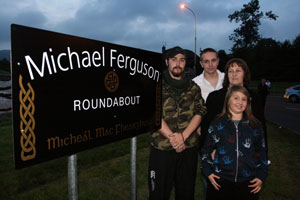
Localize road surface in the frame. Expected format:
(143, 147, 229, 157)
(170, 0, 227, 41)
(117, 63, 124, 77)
(265, 95, 300, 135)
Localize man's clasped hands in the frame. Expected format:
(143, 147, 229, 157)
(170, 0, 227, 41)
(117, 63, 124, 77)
(169, 133, 185, 152)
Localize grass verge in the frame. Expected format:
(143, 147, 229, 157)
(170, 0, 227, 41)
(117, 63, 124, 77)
(0, 113, 300, 199)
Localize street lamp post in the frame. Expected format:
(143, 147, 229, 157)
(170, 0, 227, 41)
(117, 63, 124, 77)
(180, 3, 197, 73)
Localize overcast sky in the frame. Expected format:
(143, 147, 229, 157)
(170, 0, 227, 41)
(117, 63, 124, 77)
(1, 0, 300, 54)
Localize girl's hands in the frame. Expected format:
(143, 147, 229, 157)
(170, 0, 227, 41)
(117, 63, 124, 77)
(208, 174, 221, 190)
(249, 178, 263, 194)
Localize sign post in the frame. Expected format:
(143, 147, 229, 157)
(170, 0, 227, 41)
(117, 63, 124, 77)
(130, 137, 137, 200)
(68, 154, 78, 200)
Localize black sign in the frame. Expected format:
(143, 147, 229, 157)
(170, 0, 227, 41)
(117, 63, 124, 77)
(11, 24, 162, 169)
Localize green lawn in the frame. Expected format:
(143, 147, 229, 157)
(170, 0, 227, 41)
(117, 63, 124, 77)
(0, 70, 10, 76)
(0, 112, 300, 199)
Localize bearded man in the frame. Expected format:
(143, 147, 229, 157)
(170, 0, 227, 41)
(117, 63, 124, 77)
(148, 46, 206, 200)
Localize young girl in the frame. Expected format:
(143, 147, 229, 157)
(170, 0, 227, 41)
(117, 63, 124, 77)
(201, 85, 268, 200)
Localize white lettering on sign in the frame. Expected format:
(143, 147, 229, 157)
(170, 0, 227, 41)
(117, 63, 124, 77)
(25, 46, 105, 80)
(109, 49, 160, 82)
(24, 47, 160, 82)
(73, 95, 141, 111)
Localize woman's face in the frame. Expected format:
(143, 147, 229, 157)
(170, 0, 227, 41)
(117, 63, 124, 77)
(228, 63, 245, 86)
(228, 91, 248, 116)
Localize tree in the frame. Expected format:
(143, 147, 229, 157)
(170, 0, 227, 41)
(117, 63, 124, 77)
(253, 38, 280, 78)
(217, 50, 231, 72)
(228, 0, 278, 52)
(293, 34, 300, 50)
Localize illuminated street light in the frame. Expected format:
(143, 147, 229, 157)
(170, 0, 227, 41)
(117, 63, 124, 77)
(180, 3, 197, 73)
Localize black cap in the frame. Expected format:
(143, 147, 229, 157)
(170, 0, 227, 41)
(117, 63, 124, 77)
(165, 46, 186, 59)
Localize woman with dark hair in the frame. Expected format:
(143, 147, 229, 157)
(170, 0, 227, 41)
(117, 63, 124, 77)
(201, 85, 268, 200)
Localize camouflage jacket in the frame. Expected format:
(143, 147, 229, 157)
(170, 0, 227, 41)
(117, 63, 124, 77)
(151, 78, 207, 150)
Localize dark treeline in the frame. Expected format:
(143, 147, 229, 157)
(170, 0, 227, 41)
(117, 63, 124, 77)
(203, 0, 299, 82)
(215, 35, 300, 81)
(0, 58, 10, 73)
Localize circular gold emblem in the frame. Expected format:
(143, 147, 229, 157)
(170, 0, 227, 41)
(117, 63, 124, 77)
(104, 71, 119, 93)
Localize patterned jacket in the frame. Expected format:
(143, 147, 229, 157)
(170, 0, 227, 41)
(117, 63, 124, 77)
(201, 115, 268, 183)
(151, 77, 207, 150)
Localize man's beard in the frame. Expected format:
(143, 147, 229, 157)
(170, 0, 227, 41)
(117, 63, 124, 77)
(171, 66, 183, 77)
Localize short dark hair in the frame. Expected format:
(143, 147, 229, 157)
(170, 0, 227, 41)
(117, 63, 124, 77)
(223, 58, 251, 87)
(200, 48, 218, 61)
(165, 46, 186, 59)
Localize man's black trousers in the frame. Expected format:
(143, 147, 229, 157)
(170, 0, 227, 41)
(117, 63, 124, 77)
(148, 146, 198, 200)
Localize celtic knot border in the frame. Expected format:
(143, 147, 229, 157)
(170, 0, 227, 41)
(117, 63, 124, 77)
(19, 74, 36, 161)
